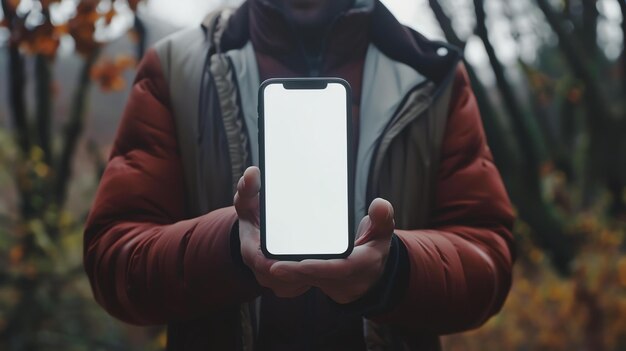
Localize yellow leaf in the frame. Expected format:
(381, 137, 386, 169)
(29, 146, 44, 162)
(156, 330, 167, 348)
(34, 162, 49, 178)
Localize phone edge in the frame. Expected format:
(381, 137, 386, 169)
(258, 77, 355, 261)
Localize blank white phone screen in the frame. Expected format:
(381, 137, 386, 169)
(263, 82, 349, 256)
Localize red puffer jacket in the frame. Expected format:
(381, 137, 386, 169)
(84, 0, 515, 349)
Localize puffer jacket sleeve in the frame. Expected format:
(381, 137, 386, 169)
(376, 64, 515, 334)
(83, 48, 260, 325)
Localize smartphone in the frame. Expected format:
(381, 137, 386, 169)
(258, 78, 354, 261)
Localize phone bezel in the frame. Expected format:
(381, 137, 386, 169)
(258, 77, 355, 261)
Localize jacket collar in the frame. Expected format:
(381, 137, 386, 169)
(368, 2, 461, 84)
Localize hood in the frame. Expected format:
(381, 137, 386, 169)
(219, 0, 461, 84)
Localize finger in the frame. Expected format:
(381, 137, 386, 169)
(237, 167, 261, 199)
(251, 248, 277, 274)
(298, 248, 386, 302)
(358, 198, 394, 243)
(269, 260, 308, 281)
(235, 167, 261, 220)
(257, 262, 310, 293)
(369, 198, 394, 227)
(293, 257, 361, 282)
(354, 216, 371, 244)
(354, 216, 372, 246)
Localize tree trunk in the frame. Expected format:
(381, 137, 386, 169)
(35, 54, 53, 165)
(54, 51, 99, 208)
(1, 0, 30, 156)
(582, 0, 598, 59)
(133, 15, 147, 60)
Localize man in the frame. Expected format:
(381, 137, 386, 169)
(83, 0, 515, 349)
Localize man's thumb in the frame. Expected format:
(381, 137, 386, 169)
(367, 198, 395, 235)
(237, 167, 261, 199)
(235, 167, 261, 218)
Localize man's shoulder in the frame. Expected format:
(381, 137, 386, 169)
(151, 5, 249, 78)
(149, 26, 209, 88)
(153, 27, 207, 61)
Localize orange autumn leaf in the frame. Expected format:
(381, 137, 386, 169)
(104, 7, 117, 25)
(91, 55, 137, 92)
(68, 0, 100, 56)
(55, 23, 69, 35)
(9, 245, 24, 264)
(115, 55, 136, 69)
(15, 18, 62, 59)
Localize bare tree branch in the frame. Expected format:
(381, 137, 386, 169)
(133, 15, 147, 60)
(35, 54, 53, 165)
(619, 0, 626, 95)
(427, 0, 465, 49)
(1, 0, 30, 156)
(55, 50, 99, 208)
(582, 0, 599, 59)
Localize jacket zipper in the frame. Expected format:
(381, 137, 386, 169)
(365, 82, 434, 203)
(365, 62, 460, 204)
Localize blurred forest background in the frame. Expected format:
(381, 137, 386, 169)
(0, 0, 625, 350)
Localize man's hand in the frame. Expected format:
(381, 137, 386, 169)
(234, 167, 311, 298)
(271, 198, 395, 304)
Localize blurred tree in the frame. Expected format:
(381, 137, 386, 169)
(535, 0, 626, 215)
(430, 0, 626, 348)
(429, 0, 576, 274)
(474, 0, 578, 274)
(582, 0, 599, 59)
(0, 0, 150, 349)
